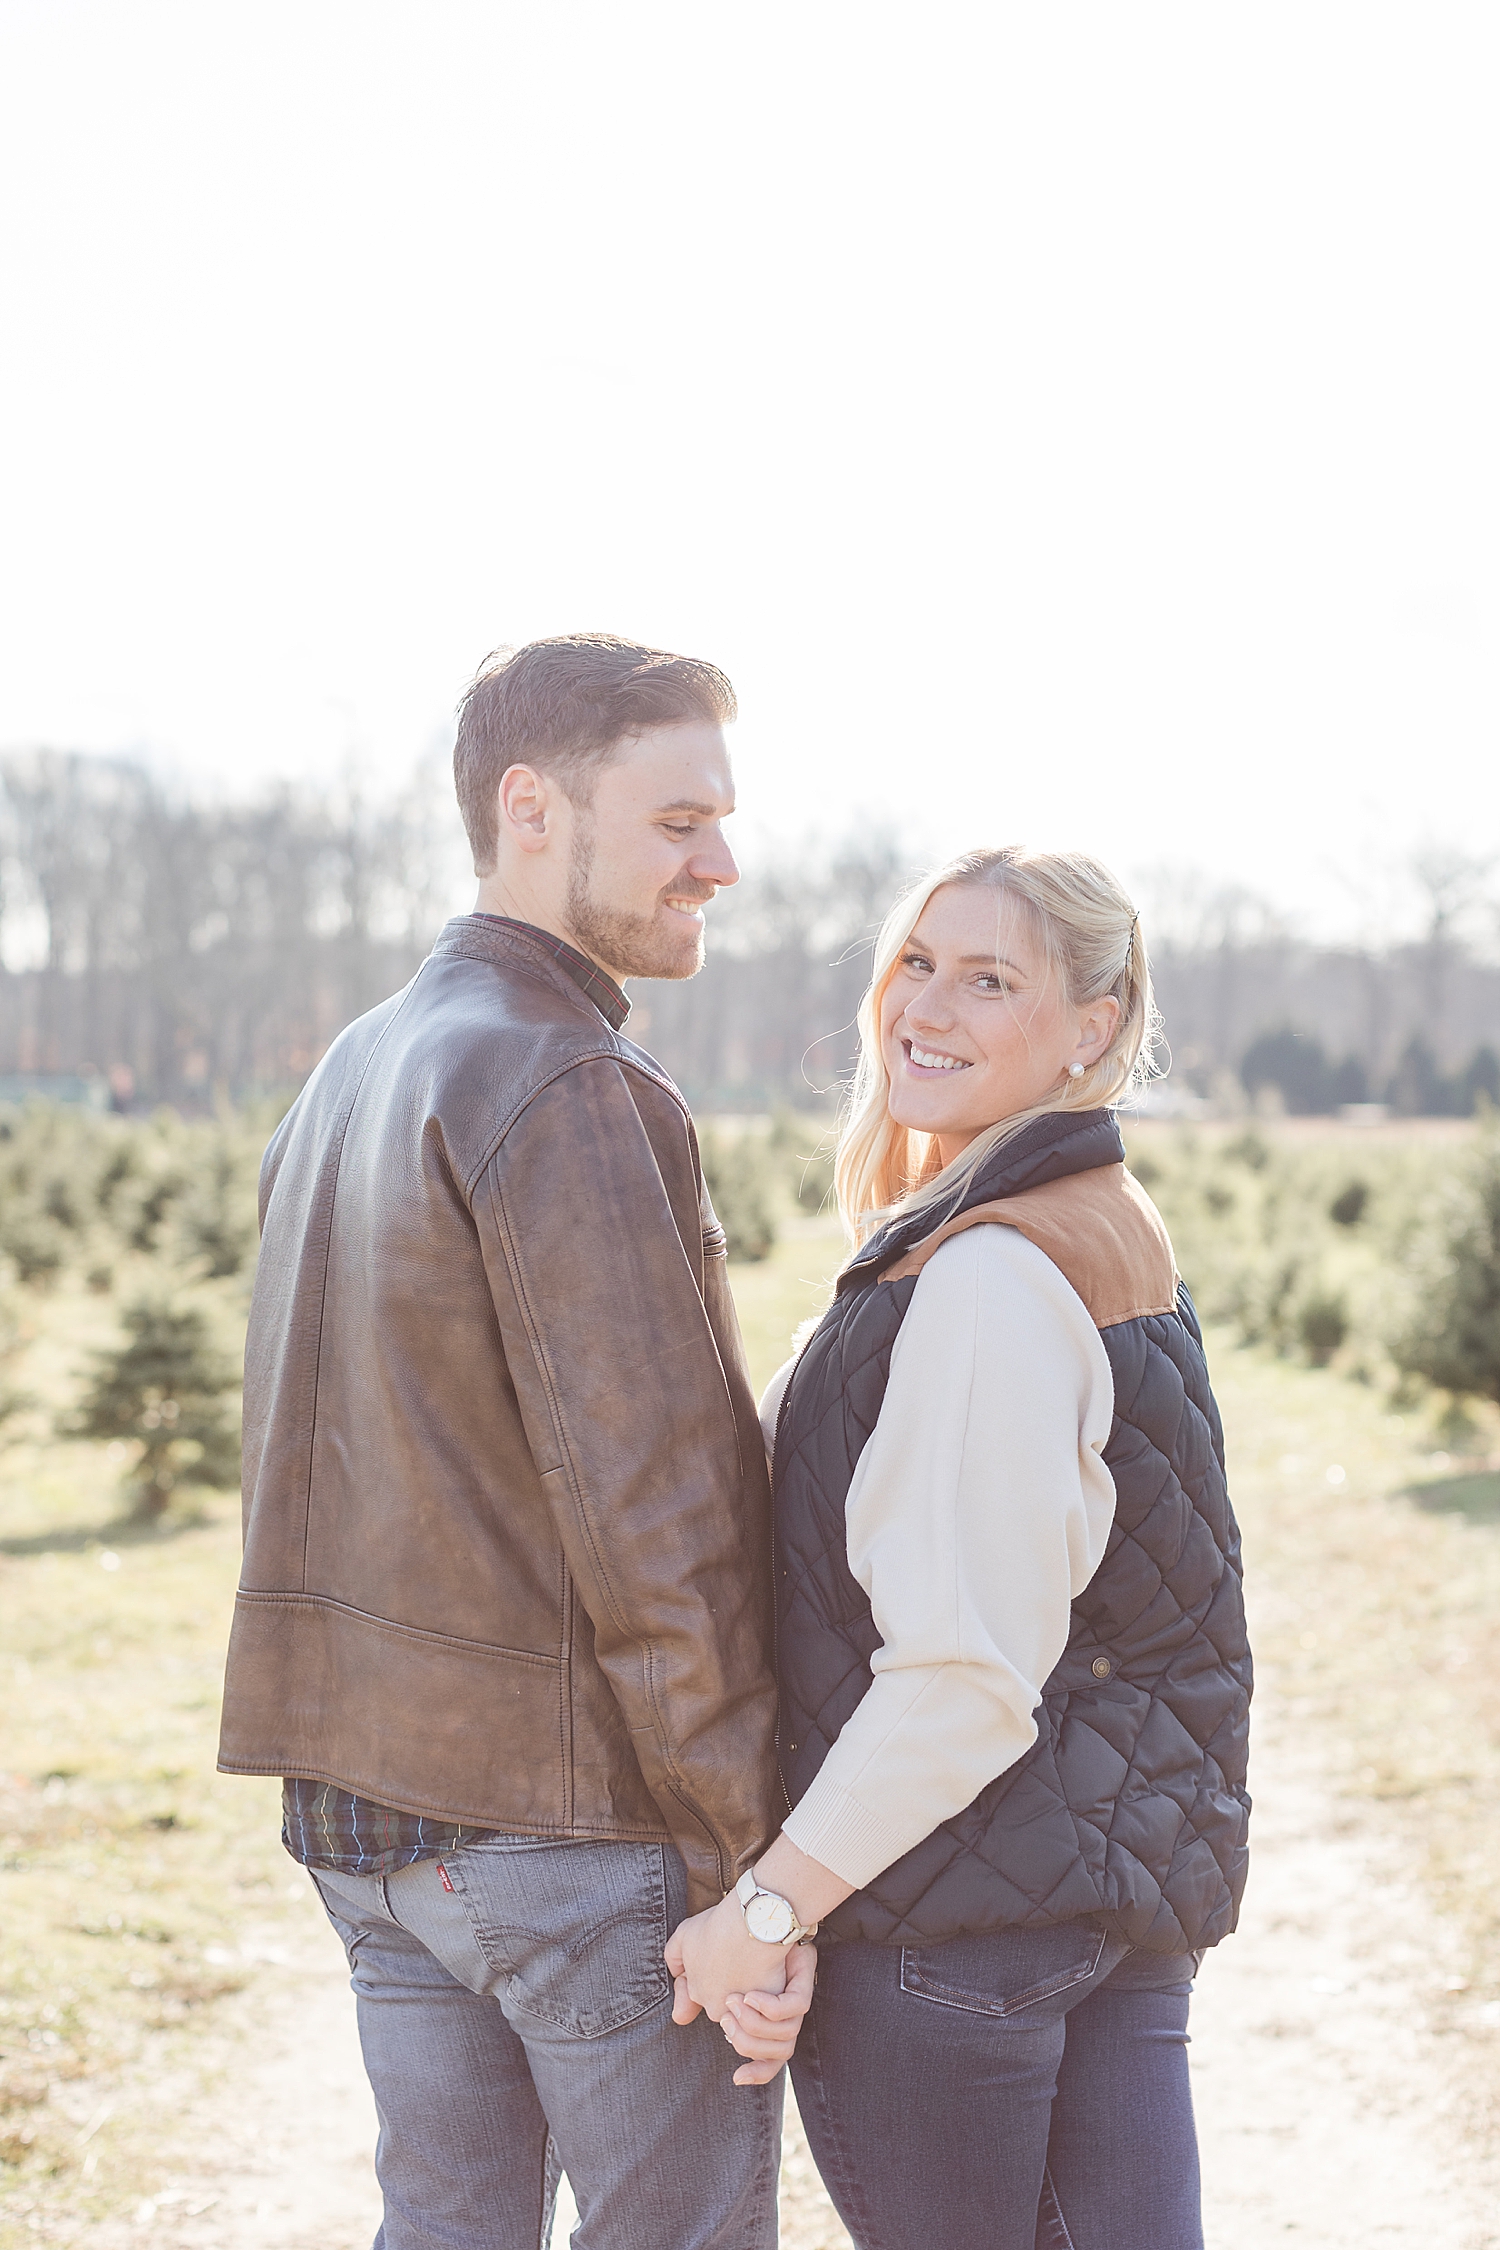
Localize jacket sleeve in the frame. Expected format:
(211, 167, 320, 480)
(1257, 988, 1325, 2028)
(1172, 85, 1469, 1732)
(471, 1055, 780, 1910)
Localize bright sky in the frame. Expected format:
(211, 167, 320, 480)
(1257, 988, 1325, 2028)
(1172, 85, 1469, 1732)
(2, 2, 1497, 941)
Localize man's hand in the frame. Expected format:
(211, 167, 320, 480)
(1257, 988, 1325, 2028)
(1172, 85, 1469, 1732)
(665, 1895, 817, 2086)
(667, 1893, 788, 2025)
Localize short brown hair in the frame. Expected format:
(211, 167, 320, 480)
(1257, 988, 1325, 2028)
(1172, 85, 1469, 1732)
(453, 633, 738, 874)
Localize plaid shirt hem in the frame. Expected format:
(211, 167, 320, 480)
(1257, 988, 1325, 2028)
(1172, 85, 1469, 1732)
(281, 1778, 499, 1874)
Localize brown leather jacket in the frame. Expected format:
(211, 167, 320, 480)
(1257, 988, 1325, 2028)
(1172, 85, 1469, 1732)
(217, 915, 780, 1910)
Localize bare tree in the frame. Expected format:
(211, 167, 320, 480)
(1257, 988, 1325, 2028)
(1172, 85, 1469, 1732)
(3, 756, 1500, 1114)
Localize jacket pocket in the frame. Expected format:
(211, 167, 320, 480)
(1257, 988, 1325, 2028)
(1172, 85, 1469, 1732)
(899, 1921, 1119, 2020)
(441, 1838, 673, 2040)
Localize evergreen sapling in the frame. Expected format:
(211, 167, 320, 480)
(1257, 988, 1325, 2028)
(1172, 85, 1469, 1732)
(69, 1297, 240, 1518)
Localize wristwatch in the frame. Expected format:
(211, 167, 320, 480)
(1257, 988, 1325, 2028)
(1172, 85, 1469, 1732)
(735, 1868, 819, 1946)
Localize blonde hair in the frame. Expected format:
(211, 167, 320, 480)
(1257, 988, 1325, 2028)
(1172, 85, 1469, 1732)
(834, 846, 1159, 1246)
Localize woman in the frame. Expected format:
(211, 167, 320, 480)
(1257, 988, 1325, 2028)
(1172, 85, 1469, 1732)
(674, 846, 1251, 2250)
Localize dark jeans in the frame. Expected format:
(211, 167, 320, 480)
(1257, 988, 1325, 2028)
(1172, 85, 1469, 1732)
(791, 1918, 1202, 2250)
(313, 1838, 782, 2250)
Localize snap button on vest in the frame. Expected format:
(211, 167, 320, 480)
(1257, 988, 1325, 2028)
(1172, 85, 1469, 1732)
(1090, 1656, 1112, 1680)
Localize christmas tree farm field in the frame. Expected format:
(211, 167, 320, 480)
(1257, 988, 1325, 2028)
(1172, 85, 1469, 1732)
(4, 1168, 1500, 2233)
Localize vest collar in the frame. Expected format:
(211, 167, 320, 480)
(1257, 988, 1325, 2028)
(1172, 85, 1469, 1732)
(839, 1108, 1127, 1293)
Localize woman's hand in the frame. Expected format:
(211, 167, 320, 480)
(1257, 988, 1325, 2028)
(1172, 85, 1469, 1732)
(720, 1945, 818, 2086)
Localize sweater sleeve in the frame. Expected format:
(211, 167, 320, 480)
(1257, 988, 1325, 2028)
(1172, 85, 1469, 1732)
(779, 1224, 1116, 1889)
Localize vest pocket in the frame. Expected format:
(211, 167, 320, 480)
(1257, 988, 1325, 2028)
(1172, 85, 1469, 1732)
(898, 1922, 1117, 2019)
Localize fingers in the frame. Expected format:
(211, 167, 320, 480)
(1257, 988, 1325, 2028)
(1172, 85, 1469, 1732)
(721, 1994, 802, 2070)
(666, 1926, 705, 2026)
(724, 1998, 796, 2034)
(714, 1960, 817, 2086)
(782, 1942, 817, 2006)
(671, 1973, 703, 2027)
(734, 1942, 816, 2027)
(734, 1984, 810, 2023)
(719, 1936, 820, 2081)
(722, 2018, 797, 2065)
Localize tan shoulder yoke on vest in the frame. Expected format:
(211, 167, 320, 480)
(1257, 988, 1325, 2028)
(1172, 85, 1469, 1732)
(880, 1162, 1179, 1331)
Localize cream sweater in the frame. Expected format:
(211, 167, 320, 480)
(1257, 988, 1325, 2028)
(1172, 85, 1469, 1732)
(760, 1225, 1117, 1890)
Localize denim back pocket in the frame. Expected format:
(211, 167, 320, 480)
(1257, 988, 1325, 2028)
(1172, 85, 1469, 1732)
(899, 1922, 1119, 2021)
(441, 1838, 673, 2040)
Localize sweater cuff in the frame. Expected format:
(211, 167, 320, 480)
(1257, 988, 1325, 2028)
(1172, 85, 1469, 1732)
(781, 1780, 922, 1891)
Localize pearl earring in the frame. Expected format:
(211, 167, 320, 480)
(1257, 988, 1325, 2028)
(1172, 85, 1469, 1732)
(1067, 1062, 1085, 1079)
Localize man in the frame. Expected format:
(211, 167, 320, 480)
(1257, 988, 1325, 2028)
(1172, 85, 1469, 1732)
(218, 636, 814, 2250)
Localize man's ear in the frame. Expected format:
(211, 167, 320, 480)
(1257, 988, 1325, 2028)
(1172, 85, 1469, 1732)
(496, 764, 554, 854)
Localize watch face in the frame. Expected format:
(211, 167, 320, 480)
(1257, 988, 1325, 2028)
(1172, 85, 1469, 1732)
(744, 1889, 797, 1944)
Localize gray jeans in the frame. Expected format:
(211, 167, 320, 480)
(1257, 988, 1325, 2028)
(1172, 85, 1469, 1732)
(313, 1837, 783, 2250)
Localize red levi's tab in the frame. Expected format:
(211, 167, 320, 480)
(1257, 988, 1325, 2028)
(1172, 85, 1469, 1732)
(437, 1863, 455, 1893)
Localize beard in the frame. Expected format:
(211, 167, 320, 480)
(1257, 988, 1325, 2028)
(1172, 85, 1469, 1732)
(562, 816, 713, 981)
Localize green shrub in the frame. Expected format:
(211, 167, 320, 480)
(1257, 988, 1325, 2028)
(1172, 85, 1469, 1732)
(699, 1129, 777, 1262)
(1125, 1125, 1433, 1372)
(0, 1104, 264, 1289)
(1222, 1128, 1272, 1172)
(1298, 1288, 1350, 1367)
(0, 1205, 69, 1287)
(0, 1290, 33, 1428)
(167, 1127, 260, 1277)
(1329, 1179, 1369, 1228)
(1391, 1126, 1500, 1407)
(66, 1296, 241, 1518)
(768, 1109, 838, 1213)
(0, 1107, 94, 1283)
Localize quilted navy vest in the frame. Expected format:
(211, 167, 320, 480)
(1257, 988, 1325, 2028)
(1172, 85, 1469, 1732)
(773, 1109, 1252, 1953)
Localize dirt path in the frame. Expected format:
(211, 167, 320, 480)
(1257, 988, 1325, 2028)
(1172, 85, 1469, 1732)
(1189, 1709, 1496, 2247)
(107, 1680, 1494, 2250)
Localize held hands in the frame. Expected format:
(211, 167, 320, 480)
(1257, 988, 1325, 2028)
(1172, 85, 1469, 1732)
(718, 1950, 816, 2086)
(665, 1894, 817, 2087)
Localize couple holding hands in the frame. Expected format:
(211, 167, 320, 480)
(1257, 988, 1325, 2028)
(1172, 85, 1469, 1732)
(218, 635, 1250, 2250)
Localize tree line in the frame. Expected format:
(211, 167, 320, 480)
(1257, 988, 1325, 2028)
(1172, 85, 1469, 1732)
(2, 749, 1498, 1113)
(0, 749, 454, 1108)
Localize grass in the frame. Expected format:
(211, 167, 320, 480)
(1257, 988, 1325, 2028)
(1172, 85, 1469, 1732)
(729, 1210, 847, 1392)
(0, 1282, 292, 2240)
(1409, 1469, 1500, 1528)
(6, 1135, 1500, 2237)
